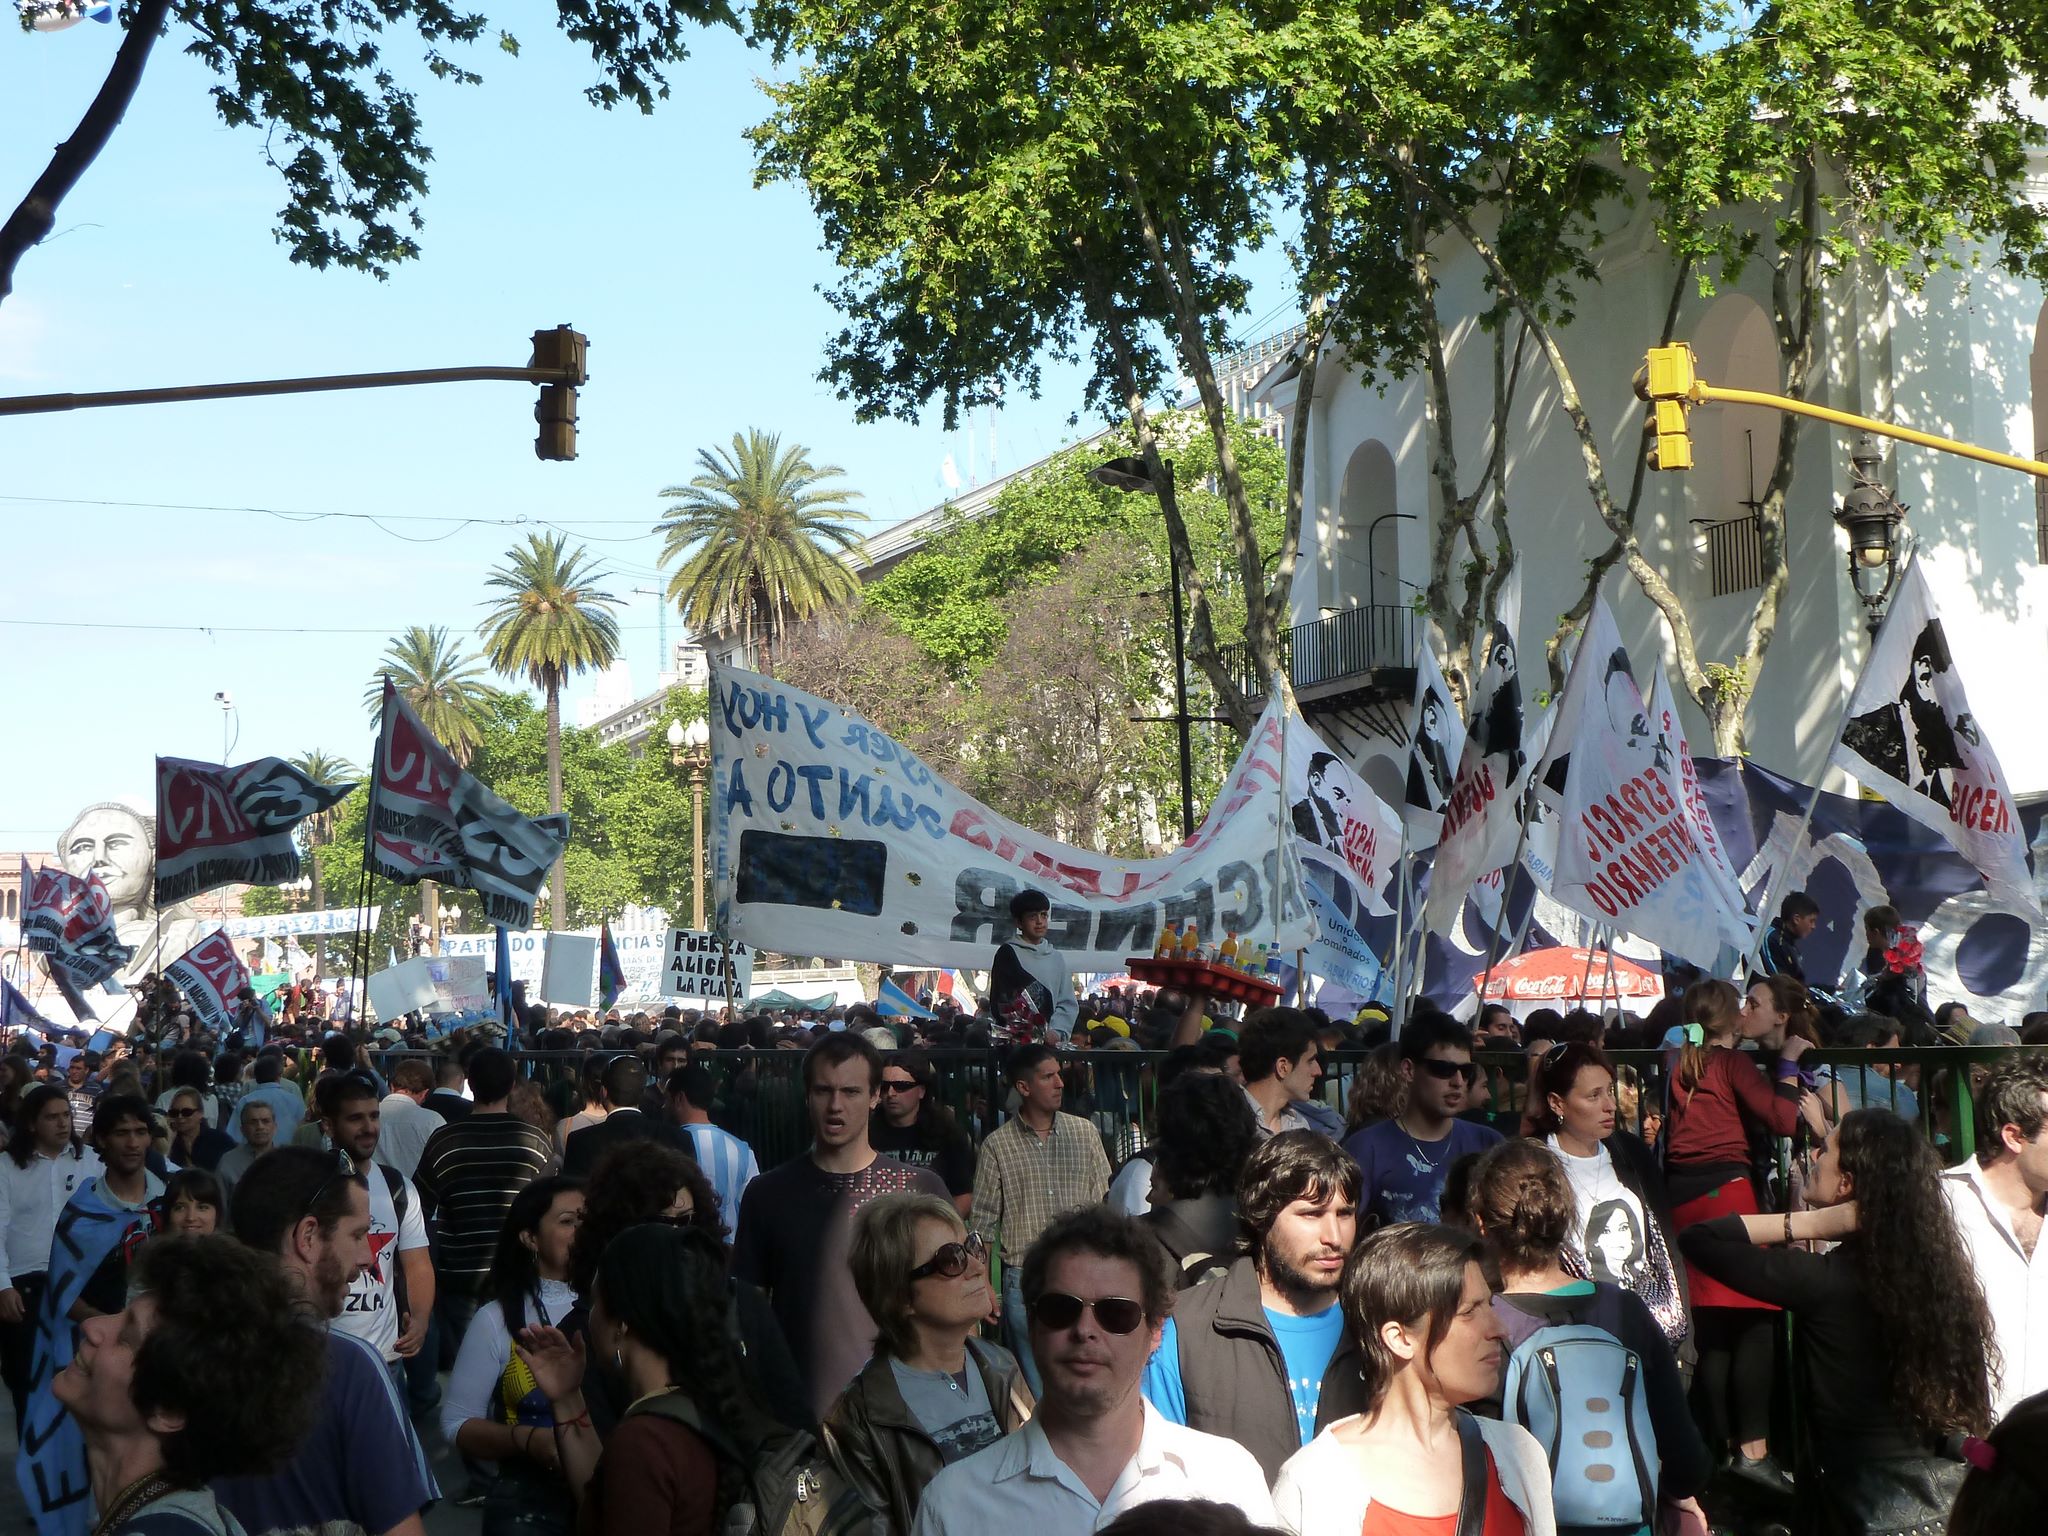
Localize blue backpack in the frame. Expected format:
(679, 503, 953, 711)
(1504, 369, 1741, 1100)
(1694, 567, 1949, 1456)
(1500, 1292, 1659, 1532)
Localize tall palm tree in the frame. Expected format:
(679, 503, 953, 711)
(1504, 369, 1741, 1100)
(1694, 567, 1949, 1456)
(363, 625, 492, 766)
(478, 533, 622, 929)
(286, 751, 358, 977)
(657, 429, 867, 664)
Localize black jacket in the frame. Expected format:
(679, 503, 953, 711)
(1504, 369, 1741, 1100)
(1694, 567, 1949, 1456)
(562, 1107, 667, 1178)
(1169, 1255, 1367, 1482)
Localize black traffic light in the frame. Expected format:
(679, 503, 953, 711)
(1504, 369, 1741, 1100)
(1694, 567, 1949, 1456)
(531, 326, 587, 461)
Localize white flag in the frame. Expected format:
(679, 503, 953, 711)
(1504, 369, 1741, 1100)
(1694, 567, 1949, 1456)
(1285, 711, 1403, 919)
(1401, 638, 1467, 851)
(1831, 563, 2039, 916)
(1425, 572, 1527, 932)
(1539, 596, 1753, 967)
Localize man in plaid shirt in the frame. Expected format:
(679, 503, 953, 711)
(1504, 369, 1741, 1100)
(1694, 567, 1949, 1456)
(971, 1043, 1111, 1393)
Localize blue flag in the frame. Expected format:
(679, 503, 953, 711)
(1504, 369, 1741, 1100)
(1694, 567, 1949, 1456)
(15, 1179, 157, 1536)
(877, 976, 935, 1020)
(494, 924, 514, 1029)
(1, 977, 54, 1037)
(597, 922, 625, 1012)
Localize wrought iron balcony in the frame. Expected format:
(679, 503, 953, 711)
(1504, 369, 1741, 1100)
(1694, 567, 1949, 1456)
(1218, 604, 1418, 705)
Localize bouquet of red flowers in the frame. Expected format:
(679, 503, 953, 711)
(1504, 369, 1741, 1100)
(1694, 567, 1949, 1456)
(1884, 925, 1924, 977)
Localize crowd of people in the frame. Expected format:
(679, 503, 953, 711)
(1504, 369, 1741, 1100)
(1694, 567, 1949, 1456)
(3, 897, 2048, 1536)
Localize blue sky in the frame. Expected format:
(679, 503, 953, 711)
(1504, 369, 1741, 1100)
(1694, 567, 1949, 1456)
(0, 15, 1298, 847)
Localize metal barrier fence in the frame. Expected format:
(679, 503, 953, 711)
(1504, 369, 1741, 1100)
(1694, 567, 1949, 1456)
(473, 1044, 2040, 1169)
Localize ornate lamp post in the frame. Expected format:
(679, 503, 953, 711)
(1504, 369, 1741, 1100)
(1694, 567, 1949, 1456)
(668, 717, 713, 930)
(1834, 433, 1908, 634)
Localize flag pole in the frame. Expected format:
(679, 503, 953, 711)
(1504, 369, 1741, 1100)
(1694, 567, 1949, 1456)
(1271, 674, 1290, 955)
(1476, 785, 1537, 1000)
(1389, 836, 1412, 1038)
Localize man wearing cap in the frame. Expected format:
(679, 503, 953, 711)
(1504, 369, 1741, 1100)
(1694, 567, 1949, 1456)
(989, 889, 1076, 1045)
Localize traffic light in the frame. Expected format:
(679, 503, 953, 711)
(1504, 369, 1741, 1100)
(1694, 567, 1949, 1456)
(1634, 343, 1698, 472)
(531, 326, 587, 461)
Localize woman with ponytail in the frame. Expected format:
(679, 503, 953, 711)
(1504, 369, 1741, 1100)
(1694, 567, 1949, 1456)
(1662, 978, 1828, 1490)
(1680, 1110, 1995, 1533)
(1467, 1138, 1709, 1530)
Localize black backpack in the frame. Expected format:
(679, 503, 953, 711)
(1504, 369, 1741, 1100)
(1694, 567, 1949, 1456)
(628, 1391, 880, 1536)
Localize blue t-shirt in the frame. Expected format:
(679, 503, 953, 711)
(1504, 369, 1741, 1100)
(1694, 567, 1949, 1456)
(1343, 1117, 1503, 1226)
(214, 1329, 438, 1536)
(1143, 1302, 1347, 1446)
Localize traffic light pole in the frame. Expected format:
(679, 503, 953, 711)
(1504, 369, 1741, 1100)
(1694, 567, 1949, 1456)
(0, 325, 589, 459)
(1639, 342, 2048, 480)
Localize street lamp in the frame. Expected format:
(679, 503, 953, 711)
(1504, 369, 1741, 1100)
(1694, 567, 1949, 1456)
(669, 717, 712, 929)
(1835, 433, 1908, 634)
(1091, 455, 1196, 840)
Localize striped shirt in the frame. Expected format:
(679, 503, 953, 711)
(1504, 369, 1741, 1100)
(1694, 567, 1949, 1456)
(678, 1121, 760, 1237)
(413, 1112, 558, 1296)
(971, 1111, 1112, 1265)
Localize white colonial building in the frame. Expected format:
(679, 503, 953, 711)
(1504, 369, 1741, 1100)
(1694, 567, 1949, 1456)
(1261, 179, 2048, 798)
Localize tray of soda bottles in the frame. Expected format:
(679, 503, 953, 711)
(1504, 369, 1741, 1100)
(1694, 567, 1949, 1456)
(1124, 955, 1284, 1009)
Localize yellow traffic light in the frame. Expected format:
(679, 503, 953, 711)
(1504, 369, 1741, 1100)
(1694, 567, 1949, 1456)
(531, 326, 587, 461)
(1645, 398, 1693, 471)
(1645, 343, 1697, 401)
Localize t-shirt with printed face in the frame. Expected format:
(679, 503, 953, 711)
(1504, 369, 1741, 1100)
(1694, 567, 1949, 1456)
(332, 1168, 429, 1363)
(888, 1358, 1003, 1464)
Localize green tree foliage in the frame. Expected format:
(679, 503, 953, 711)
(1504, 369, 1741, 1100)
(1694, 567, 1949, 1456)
(478, 534, 623, 928)
(364, 625, 493, 765)
(750, 0, 1303, 729)
(657, 429, 867, 665)
(1, 0, 738, 303)
(864, 415, 1284, 678)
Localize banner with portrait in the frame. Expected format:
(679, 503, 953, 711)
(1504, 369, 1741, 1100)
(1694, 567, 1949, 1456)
(1425, 570, 1528, 935)
(710, 664, 1316, 971)
(1285, 711, 1402, 920)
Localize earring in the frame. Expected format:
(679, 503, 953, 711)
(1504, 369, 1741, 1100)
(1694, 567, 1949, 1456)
(613, 1346, 624, 1372)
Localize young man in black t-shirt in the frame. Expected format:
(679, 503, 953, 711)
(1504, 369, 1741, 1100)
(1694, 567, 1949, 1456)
(732, 1033, 947, 1420)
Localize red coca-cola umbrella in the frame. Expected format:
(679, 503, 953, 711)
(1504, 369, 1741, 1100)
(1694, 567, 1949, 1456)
(1470, 947, 1664, 1003)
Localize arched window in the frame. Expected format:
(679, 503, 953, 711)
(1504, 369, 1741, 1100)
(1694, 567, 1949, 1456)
(1689, 294, 1778, 596)
(1331, 440, 1399, 614)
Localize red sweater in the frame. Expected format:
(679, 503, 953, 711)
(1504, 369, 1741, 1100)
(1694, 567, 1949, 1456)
(1665, 1048, 1801, 1169)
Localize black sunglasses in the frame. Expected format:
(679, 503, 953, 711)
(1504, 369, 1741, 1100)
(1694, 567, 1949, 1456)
(909, 1231, 987, 1280)
(1420, 1058, 1480, 1084)
(1030, 1292, 1147, 1334)
(302, 1147, 360, 1220)
(878, 1079, 922, 1095)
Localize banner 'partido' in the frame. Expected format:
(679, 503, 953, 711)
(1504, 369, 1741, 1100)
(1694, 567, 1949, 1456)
(709, 663, 1321, 972)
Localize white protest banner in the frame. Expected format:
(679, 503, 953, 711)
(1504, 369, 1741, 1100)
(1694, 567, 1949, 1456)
(1540, 597, 1753, 968)
(1401, 639, 1466, 850)
(1426, 572, 1530, 934)
(1831, 563, 2040, 916)
(163, 930, 251, 1033)
(367, 958, 437, 1021)
(222, 907, 383, 940)
(540, 934, 598, 1009)
(424, 954, 489, 1014)
(661, 929, 755, 1001)
(1285, 712, 1401, 920)
(711, 664, 1316, 970)
(441, 927, 673, 1006)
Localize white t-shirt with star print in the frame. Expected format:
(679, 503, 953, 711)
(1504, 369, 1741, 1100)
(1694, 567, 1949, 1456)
(334, 1166, 428, 1363)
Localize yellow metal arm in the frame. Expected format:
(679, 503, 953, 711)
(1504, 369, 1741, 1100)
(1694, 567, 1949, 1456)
(1695, 384, 2048, 480)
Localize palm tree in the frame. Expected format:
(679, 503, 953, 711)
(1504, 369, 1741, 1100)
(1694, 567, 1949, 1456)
(285, 751, 358, 978)
(363, 625, 492, 766)
(478, 533, 622, 929)
(656, 428, 867, 664)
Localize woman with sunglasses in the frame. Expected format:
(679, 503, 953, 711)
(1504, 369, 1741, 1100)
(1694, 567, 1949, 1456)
(825, 1192, 1033, 1534)
(163, 1088, 232, 1172)
(1272, 1223, 1554, 1536)
(1531, 1040, 1690, 1354)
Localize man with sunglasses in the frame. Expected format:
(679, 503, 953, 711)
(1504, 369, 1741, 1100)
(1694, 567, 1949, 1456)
(871, 1049, 977, 1216)
(1341, 1014, 1502, 1227)
(910, 1206, 1275, 1536)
